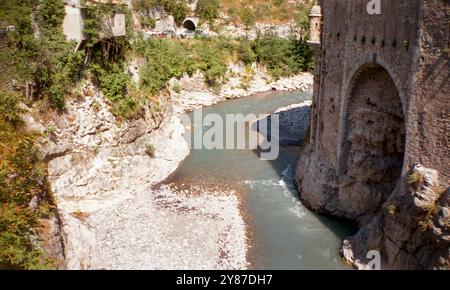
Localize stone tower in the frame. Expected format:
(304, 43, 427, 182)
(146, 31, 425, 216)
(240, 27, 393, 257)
(296, 0, 449, 269)
(307, 4, 322, 45)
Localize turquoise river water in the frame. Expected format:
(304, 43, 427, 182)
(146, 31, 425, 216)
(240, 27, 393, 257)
(163, 90, 355, 270)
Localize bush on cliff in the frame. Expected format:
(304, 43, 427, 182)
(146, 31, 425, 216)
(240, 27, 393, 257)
(134, 34, 313, 95)
(0, 91, 55, 269)
(135, 37, 231, 94)
(253, 33, 314, 78)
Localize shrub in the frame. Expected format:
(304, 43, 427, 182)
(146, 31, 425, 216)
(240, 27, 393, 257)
(196, 0, 220, 23)
(0, 203, 48, 269)
(46, 124, 57, 134)
(238, 41, 256, 65)
(0, 119, 55, 269)
(253, 33, 314, 79)
(145, 144, 156, 158)
(165, 0, 189, 26)
(408, 170, 425, 186)
(93, 64, 129, 103)
(136, 39, 187, 95)
(172, 82, 182, 93)
(91, 63, 138, 119)
(140, 16, 156, 29)
(0, 91, 23, 127)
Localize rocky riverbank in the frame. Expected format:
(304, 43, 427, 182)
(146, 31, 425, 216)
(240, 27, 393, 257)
(24, 70, 312, 269)
(169, 64, 313, 113)
(255, 100, 312, 147)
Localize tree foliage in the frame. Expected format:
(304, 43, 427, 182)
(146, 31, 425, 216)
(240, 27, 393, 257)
(133, 0, 189, 26)
(134, 33, 313, 95)
(253, 32, 313, 78)
(0, 91, 55, 270)
(195, 0, 220, 23)
(7, 0, 84, 110)
(239, 5, 256, 32)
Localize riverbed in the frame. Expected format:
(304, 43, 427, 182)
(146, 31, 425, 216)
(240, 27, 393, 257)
(163, 90, 356, 269)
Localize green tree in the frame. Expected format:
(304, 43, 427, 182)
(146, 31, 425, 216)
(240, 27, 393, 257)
(163, 0, 189, 26)
(39, 0, 65, 36)
(35, 0, 84, 109)
(9, 0, 38, 81)
(195, 0, 220, 23)
(133, 0, 188, 26)
(8, 0, 84, 109)
(239, 6, 256, 33)
(252, 33, 313, 78)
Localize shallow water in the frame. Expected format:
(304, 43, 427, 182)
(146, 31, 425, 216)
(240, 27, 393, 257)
(164, 91, 356, 270)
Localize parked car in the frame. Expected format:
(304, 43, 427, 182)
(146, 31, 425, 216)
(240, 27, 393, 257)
(195, 29, 208, 37)
(162, 29, 175, 38)
(181, 30, 195, 39)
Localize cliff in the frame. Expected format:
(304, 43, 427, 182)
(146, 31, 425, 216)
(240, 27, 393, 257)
(23, 65, 311, 269)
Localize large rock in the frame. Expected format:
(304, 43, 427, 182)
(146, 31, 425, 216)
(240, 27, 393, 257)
(341, 165, 450, 270)
(256, 101, 312, 147)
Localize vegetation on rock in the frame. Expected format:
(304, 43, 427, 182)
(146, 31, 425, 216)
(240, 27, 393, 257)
(196, 0, 221, 24)
(0, 92, 56, 269)
(6, 0, 84, 110)
(133, 0, 189, 26)
(134, 34, 313, 94)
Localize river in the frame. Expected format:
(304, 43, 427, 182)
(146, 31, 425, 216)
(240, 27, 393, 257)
(163, 90, 355, 270)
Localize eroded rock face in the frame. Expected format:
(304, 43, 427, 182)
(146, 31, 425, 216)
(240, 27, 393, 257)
(342, 165, 450, 270)
(27, 79, 251, 269)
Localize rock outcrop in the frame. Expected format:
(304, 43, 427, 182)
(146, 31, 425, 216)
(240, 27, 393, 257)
(31, 80, 248, 269)
(342, 165, 450, 270)
(256, 101, 312, 147)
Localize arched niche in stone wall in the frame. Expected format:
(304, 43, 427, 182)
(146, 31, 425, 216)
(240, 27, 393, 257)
(338, 63, 406, 217)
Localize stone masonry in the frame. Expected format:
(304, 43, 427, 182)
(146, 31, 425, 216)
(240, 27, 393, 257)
(295, 0, 449, 269)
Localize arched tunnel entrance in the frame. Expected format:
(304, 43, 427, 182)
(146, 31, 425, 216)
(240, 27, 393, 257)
(183, 19, 196, 31)
(340, 63, 405, 217)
